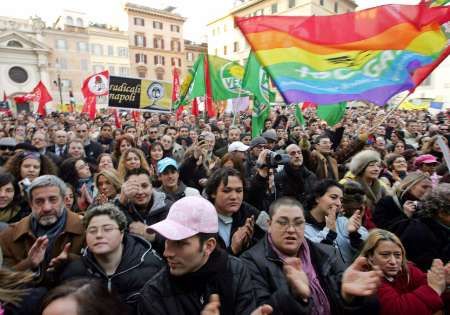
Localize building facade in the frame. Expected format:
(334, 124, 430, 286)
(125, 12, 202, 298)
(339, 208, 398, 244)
(207, 0, 357, 65)
(0, 10, 131, 111)
(0, 16, 51, 112)
(125, 3, 188, 82)
(45, 10, 130, 107)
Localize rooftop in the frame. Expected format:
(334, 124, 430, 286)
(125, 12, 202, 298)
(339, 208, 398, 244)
(124, 2, 186, 22)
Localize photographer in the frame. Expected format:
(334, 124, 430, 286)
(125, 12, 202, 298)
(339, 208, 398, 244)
(373, 172, 432, 235)
(247, 144, 317, 211)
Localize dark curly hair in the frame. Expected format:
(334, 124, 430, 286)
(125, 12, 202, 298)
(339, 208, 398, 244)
(304, 179, 343, 210)
(3, 151, 58, 181)
(113, 135, 136, 161)
(59, 157, 87, 189)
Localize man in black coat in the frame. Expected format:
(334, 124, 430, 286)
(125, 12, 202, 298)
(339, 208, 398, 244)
(137, 196, 256, 315)
(241, 197, 381, 315)
(247, 144, 317, 211)
(76, 122, 103, 164)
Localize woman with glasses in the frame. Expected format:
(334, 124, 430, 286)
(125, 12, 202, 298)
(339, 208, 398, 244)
(241, 197, 381, 314)
(359, 229, 447, 315)
(60, 203, 163, 315)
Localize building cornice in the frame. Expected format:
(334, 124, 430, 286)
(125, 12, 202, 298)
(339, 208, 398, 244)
(124, 3, 186, 22)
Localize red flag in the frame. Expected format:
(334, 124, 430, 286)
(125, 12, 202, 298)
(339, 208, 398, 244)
(25, 81, 52, 117)
(113, 109, 122, 129)
(172, 68, 183, 120)
(412, 46, 450, 89)
(302, 101, 317, 111)
(191, 97, 199, 117)
(204, 55, 216, 118)
(131, 110, 141, 123)
(81, 70, 109, 120)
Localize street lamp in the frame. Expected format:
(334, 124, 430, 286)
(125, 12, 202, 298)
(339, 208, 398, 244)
(52, 73, 63, 105)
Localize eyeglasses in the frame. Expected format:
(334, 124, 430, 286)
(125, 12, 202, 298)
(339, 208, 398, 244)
(0, 146, 13, 151)
(288, 151, 302, 156)
(275, 219, 305, 231)
(86, 225, 120, 235)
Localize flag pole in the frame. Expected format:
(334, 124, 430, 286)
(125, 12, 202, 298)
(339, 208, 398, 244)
(367, 91, 412, 134)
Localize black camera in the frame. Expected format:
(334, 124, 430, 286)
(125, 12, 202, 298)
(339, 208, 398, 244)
(266, 151, 289, 168)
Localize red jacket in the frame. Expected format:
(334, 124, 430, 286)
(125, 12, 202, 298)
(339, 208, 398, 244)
(378, 262, 444, 315)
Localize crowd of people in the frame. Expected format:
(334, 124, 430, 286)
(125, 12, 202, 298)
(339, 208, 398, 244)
(0, 104, 449, 315)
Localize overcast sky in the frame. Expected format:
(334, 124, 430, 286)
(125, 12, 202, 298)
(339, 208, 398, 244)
(1, 0, 418, 42)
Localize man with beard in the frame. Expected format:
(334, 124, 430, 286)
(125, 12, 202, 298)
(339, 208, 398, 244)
(0, 175, 84, 283)
(137, 196, 256, 315)
(97, 123, 115, 153)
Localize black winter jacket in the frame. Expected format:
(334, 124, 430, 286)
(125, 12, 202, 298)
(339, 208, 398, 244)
(274, 164, 318, 204)
(60, 234, 164, 314)
(399, 216, 450, 271)
(372, 195, 410, 233)
(217, 201, 267, 256)
(241, 236, 380, 315)
(136, 254, 256, 315)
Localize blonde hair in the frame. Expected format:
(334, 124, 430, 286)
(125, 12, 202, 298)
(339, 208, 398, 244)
(394, 172, 430, 199)
(359, 229, 409, 279)
(0, 269, 34, 305)
(94, 169, 123, 194)
(117, 148, 150, 179)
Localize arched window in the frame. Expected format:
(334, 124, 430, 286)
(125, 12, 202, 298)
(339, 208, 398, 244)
(6, 40, 23, 48)
(76, 18, 83, 27)
(66, 16, 74, 25)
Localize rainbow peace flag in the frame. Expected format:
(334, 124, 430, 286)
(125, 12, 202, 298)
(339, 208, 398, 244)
(235, 4, 450, 105)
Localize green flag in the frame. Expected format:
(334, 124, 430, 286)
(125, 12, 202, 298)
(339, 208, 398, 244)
(430, 0, 450, 7)
(316, 102, 347, 126)
(174, 54, 205, 109)
(295, 104, 305, 127)
(242, 52, 274, 137)
(207, 55, 249, 101)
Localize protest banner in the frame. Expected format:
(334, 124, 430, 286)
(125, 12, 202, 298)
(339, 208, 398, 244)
(108, 75, 173, 113)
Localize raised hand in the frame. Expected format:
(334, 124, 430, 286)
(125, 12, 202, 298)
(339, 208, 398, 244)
(119, 179, 139, 204)
(341, 256, 382, 302)
(27, 236, 49, 269)
(231, 216, 254, 255)
(325, 207, 337, 232)
(402, 200, 417, 218)
(283, 257, 310, 300)
(47, 242, 71, 272)
(427, 259, 446, 295)
(251, 305, 273, 315)
(347, 210, 362, 233)
(201, 294, 220, 315)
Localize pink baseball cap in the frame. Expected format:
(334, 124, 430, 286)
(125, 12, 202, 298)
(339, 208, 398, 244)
(415, 154, 438, 167)
(147, 196, 218, 240)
